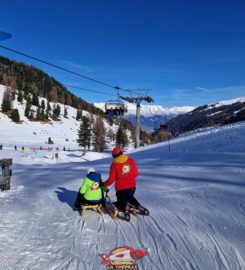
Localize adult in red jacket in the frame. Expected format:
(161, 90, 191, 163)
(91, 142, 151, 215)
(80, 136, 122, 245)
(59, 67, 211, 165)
(104, 147, 149, 221)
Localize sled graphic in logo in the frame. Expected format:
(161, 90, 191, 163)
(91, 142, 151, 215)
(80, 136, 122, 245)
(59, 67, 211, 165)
(100, 246, 148, 269)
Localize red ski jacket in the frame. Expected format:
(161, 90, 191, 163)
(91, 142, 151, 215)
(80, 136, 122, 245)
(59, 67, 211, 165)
(104, 154, 138, 191)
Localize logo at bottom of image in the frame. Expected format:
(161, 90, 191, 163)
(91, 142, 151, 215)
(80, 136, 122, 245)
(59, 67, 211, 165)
(100, 246, 148, 269)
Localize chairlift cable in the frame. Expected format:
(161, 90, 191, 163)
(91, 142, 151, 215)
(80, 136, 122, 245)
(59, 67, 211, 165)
(0, 45, 118, 89)
(0, 45, 154, 97)
(65, 84, 115, 97)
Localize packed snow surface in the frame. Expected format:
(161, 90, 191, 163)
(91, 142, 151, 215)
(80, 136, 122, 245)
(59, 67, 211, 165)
(1, 119, 245, 269)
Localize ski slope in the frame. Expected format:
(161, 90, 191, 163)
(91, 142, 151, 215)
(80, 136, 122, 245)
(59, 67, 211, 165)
(0, 121, 245, 270)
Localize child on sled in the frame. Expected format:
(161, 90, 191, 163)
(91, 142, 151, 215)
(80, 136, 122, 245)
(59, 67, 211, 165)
(74, 168, 108, 210)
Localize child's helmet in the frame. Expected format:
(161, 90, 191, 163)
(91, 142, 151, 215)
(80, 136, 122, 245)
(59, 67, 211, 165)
(87, 167, 96, 174)
(88, 172, 101, 183)
(112, 147, 123, 158)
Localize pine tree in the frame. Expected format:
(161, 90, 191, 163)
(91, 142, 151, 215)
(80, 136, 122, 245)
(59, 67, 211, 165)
(116, 124, 128, 148)
(23, 85, 30, 100)
(77, 116, 91, 150)
(24, 95, 32, 118)
(41, 99, 45, 110)
(64, 107, 68, 118)
(41, 108, 45, 121)
(76, 109, 82, 120)
(107, 129, 115, 142)
(53, 104, 61, 119)
(32, 93, 39, 106)
(56, 104, 61, 117)
(36, 106, 41, 120)
(46, 100, 51, 119)
(29, 111, 34, 119)
(1, 89, 12, 112)
(17, 91, 23, 103)
(92, 116, 106, 152)
(10, 109, 20, 122)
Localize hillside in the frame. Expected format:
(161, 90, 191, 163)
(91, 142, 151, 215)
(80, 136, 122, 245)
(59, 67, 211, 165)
(0, 121, 245, 269)
(0, 56, 104, 116)
(0, 85, 135, 150)
(168, 97, 245, 136)
(0, 56, 147, 144)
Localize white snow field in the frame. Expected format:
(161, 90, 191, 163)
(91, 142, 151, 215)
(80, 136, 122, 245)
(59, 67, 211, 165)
(0, 121, 245, 270)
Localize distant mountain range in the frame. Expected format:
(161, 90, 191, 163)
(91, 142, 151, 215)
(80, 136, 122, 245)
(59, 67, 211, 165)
(168, 97, 245, 136)
(94, 102, 194, 132)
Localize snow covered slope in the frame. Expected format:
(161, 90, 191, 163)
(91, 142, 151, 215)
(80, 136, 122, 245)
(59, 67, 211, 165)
(210, 96, 245, 109)
(169, 96, 245, 136)
(0, 121, 245, 269)
(0, 85, 133, 149)
(95, 102, 194, 133)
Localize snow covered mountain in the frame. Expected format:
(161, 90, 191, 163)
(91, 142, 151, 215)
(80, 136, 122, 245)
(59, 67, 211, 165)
(168, 96, 245, 136)
(94, 102, 194, 132)
(0, 120, 245, 269)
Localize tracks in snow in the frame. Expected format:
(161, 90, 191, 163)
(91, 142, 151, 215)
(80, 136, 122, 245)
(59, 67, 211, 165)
(1, 183, 245, 270)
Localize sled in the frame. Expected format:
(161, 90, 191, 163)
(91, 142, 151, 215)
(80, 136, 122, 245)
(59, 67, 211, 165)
(80, 204, 102, 216)
(125, 204, 137, 216)
(104, 193, 119, 220)
(104, 193, 137, 220)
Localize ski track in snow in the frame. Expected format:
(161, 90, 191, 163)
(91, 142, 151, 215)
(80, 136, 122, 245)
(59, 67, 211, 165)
(1, 122, 245, 269)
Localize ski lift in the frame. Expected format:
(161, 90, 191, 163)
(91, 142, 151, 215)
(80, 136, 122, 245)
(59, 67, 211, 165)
(153, 113, 169, 131)
(105, 89, 127, 117)
(153, 122, 168, 132)
(160, 122, 169, 130)
(105, 100, 127, 117)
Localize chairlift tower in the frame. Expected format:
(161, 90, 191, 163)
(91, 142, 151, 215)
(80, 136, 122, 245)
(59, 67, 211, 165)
(120, 92, 154, 148)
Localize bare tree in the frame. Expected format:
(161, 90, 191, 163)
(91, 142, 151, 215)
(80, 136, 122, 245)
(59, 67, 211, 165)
(92, 116, 106, 152)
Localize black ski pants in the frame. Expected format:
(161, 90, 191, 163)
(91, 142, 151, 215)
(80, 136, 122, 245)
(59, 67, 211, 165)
(115, 188, 140, 212)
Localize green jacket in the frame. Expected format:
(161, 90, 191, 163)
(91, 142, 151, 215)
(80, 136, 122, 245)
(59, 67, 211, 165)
(79, 176, 102, 201)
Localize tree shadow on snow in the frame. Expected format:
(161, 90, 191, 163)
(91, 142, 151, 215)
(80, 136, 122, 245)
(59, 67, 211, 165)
(55, 187, 78, 209)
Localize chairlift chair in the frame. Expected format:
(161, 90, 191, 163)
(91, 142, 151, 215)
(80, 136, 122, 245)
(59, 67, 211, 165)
(160, 123, 169, 130)
(105, 100, 127, 117)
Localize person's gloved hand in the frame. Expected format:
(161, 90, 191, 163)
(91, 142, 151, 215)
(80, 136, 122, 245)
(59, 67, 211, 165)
(101, 186, 109, 193)
(99, 181, 104, 187)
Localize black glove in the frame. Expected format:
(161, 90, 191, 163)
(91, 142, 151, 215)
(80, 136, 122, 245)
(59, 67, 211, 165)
(99, 181, 104, 187)
(101, 186, 109, 193)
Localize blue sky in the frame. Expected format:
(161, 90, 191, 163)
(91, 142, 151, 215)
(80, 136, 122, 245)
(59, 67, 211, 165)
(1, 0, 245, 107)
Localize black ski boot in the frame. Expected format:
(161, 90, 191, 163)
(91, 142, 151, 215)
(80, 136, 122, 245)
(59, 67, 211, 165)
(138, 205, 150, 216)
(124, 211, 131, 222)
